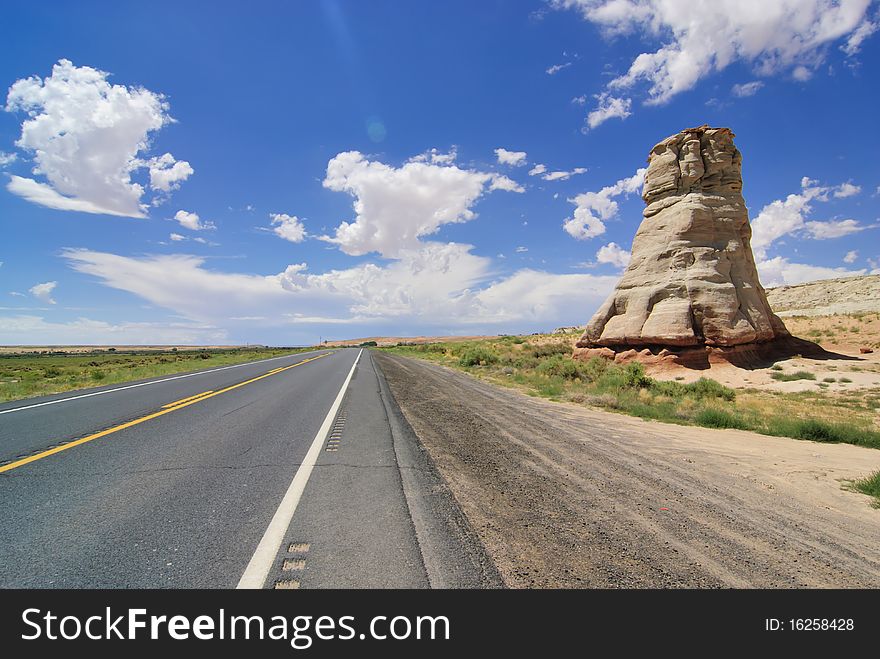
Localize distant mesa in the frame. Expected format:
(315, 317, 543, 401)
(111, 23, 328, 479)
(574, 125, 816, 369)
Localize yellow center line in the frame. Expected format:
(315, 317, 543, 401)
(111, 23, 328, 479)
(161, 390, 214, 408)
(0, 352, 332, 475)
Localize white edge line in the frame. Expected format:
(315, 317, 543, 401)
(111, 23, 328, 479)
(237, 348, 363, 589)
(0, 350, 330, 416)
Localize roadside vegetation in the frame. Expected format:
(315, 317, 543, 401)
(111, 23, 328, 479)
(850, 470, 880, 507)
(770, 370, 816, 382)
(383, 335, 880, 451)
(0, 347, 316, 403)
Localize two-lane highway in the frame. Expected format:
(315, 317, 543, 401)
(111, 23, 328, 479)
(0, 349, 498, 588)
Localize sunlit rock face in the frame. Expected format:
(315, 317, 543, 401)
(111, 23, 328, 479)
(577, 125, 789, 353)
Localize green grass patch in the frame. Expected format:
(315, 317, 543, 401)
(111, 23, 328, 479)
(0, 347, 317, 402)
(850, 470, 880, 507)
(770, 370, 816, 382)
(458, 346, 499, 367)
(695, 408, 749, 430)
(764, 418, 880, 449)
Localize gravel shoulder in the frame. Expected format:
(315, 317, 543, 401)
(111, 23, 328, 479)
(375, 352, 880, 588)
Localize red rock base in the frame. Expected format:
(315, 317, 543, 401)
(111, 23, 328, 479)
(572, 337, 833, 371)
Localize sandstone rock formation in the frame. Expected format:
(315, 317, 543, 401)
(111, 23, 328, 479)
(575, 125, 791, 366)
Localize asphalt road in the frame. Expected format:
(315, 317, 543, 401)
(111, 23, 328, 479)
(0, 349, 498, 588)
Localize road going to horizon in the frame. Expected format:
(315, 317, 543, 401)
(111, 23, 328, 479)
(0, 348, 497, 588)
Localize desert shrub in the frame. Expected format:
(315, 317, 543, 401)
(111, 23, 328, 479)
(684, 377, 736, 401)
(415, 343, 446, 353)
(580, 356, 610, 382)
(770, 370, 816, 382)
(792, 419, 840, 441)
(765, 418, 880, 448)
(458, 346, 499, 367)
(623, 362, 653, 388)
(530, 343, 571, 358)
(627, 399, 679, 421)
(535, 354, 588, 380)
(650, 379, 687, 398)
(851, 470, 880, 506)
(695, 408, 749, 429)
(535, 379, 565, 397)
(359, 341, 378, 347)
(585, 393, 619, 408)
(593, 362, 654, 391)
(511, 355, 540, 369)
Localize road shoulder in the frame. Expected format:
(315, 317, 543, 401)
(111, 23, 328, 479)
(374, 351, 880, 588)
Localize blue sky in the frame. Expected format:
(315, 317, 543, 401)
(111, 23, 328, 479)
(1, 0, 878, 345)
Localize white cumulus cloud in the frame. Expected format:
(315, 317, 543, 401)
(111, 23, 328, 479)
(270, 213, 307, 243)
(410, 147, 458, 165)
(563, 167, 646, 240)
(4, 59, 189, 217)
(731, 81, 764, 97)
(842, 16, 879, 55)
(29, 281, 57, 304)
(146, 153, 194, 194)
(585, 92, 631, 129)
(528, 163, 548, 176)
(542, 167, 588, 181)
(834, 181, 861, 198)
(804, 218, 864, 240)
(174, 210, 214, 231)
(553, 0, 875, 124)
(596, 242, 631, 268)
(63, 247, 617, 332)
(495, 148, 528, 166)
(52, 146, 632, 338)
(843, 250, 858, 264)
(321, 151, 522, 258)
(751, 177, 869, 256)
(757, 256, 865, 287)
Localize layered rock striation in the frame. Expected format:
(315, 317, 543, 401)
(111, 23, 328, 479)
(575, 125, 791, 366)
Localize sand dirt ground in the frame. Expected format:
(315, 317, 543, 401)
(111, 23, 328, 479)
(377, 352, 880, 588)
(650, 346, 880, 393)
